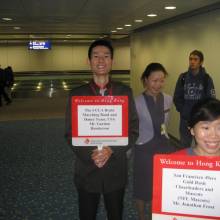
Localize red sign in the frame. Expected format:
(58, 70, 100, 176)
(71, 96, 128, 146)
(152, 154, 220, 220)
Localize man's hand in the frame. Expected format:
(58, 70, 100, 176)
(91, 146, 113, 168)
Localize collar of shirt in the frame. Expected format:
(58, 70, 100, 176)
(89, 79, 112, 96)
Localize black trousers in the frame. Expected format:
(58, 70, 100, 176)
(77, 188, 125, 220)
(179, 118, 192, 148)
(0, 86, 11, 106)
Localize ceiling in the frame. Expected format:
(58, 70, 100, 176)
(0, 0, 220, 43)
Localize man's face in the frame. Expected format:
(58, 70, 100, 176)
(189, 54, 203, 71)
(88, 45, 113, 76)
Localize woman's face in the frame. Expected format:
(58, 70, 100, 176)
(191, 118, 220, 156)
(144, 71, 166, 96)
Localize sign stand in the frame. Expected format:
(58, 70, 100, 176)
(97, 144, 103, 151)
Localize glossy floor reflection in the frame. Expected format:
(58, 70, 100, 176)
(0, 73, 130, 121)
(11, 72, 129, 99)
(12, 79, 76, 98)
(0, 78, 79, 121)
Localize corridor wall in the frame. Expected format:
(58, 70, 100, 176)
(0, 41, 130, 72)
(130, 8, 220, 139)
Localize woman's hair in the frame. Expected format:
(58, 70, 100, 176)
(141, 62, 168, 85)
(188, 98, 220, 128)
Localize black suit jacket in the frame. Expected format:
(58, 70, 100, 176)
(65, 80, 139, 193)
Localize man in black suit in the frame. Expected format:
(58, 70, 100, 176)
(65, 39, 139, 220)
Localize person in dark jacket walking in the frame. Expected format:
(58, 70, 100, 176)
(4, 66, 14, 100)
(0, 67, 4, 106)
(65, 39, 139, 220)
(173, 50, 215, 148)
(0, 67, 12, 106)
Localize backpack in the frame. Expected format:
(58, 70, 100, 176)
(180, 72, 210, 93)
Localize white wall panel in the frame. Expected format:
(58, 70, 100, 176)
(0, 42, 130, 72)
(131, 9, 220, 139)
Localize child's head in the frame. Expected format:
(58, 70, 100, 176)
(188, 98, 220, 156)
(189, 98, 220, 128)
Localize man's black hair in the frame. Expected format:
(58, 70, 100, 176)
(88, 39, 114, 59)
(189, 50, 204, 62)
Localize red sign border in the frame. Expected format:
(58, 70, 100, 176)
(71, 96, 128, 138)
(152, 154, 220, 219)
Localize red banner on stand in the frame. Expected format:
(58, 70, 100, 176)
(71, 96, 128, 146)
(152, 154, 220, 220)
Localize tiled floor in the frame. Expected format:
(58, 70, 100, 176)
(0, 97, 67, 121)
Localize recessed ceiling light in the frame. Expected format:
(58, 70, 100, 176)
(116, 27, 123, 30)
(165, 6, 176, 10)
(111, 30, 117, 33)
(2, 17, 12, 21)
(66, 34, 71, 38)
(135, 19, 143, 23)
(147, 14, 157, 17)
(124, 24, 132, 27)
(13, 26, 21, 30)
